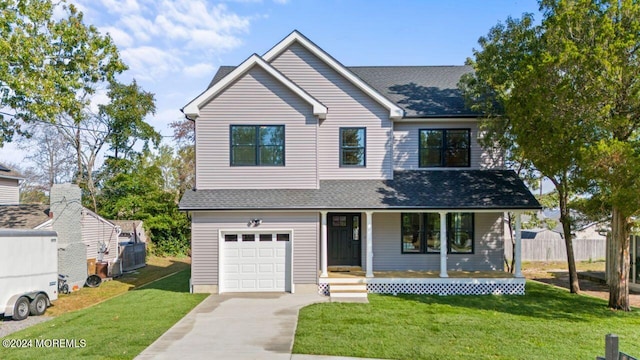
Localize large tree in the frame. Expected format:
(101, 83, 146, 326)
(55, 80, 159, 211)
(460, 12, 585, 294)
(462, 0, 640, 310)
(96, 152, 190, 256)
(0, 0, 125, 144)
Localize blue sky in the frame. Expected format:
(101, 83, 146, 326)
(1, 0, 542, 166)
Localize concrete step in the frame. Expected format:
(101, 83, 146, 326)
(329, 282, 368, 300)
(328, 284, 368, 291)
(329, 289, 368, 295)
(330, 296, 369, 303)
(321, 277, 367, 285)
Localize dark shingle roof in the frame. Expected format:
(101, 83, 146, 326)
(206, 65, 478, 118)
(0, 163, 23, 179)
(0, 205, 50, 229)
(180, 170, 540, 211)
(349, 66, 479, 117)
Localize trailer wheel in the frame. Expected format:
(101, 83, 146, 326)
(13, 296, 30, 321)
(29, 294, 48, 316)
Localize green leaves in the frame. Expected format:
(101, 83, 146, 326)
(96, 152, 190, 256)
(462, 0, 640, 307)
(0, 0, 126, 145)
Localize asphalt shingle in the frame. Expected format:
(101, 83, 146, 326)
(179, 170, 540, 211)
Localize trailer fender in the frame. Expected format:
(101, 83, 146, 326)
(3, 292, 48, 317)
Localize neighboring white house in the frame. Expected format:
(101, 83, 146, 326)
(0, 163, 22, 205)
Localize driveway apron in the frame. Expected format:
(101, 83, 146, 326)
(136, 292, 327, 360)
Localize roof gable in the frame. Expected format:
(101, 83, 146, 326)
(263, 31, 404, 120)
(182, 53, 327, 120)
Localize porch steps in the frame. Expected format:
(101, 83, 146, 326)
(328, 282, 369, 303)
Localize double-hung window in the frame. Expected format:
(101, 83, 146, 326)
(340, 127, 366, 167)
(230, 125, 284, 166)
(419, 129, 470, 167)
(401, 213, 474, 254)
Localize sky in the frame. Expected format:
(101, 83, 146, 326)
(0, 0, 542, 167)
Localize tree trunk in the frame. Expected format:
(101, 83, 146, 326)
(608, 206, 630, 311)
(559, 189, 580, 293)
(75, 127, 82, 185)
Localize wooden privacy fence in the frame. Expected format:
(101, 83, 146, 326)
(506, 238, 606, 262)
(121, 242, 146, 272)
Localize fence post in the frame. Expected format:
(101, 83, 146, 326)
(605, 334, 619, 360)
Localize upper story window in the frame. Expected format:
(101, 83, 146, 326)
(419, 129, 470, 167)
(230, 125, 284, 166)
(340, 127, 366, 167)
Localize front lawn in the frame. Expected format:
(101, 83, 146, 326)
(294, 282, 640, 360)
(0, 269, 207, 360)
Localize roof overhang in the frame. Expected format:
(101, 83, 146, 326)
(263, 31, 405, 120)
(182, 53, 328, 120)
(179, 170, 541, 212)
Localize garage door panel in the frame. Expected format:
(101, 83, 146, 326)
(241, 279, 257, 289)
(225, 264, 240, 273)
(259, 248, 274, 257)
(223, 233, 290, 292)
(241, 248, 256, 257)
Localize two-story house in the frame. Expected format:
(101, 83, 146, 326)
(180, 31, 540, 297)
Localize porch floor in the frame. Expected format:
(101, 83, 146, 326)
(325, 270, 515, 279)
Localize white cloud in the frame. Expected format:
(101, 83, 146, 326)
(101, 26, 134, 48)
(183, 63, 216, 78)
(120, 15, 157, 43)
(273, 0, 289, 4)
(98, 0, 143, 15)
(120, 46, 182, 81)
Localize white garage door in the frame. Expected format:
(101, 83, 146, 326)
(222, 232, 290, 292)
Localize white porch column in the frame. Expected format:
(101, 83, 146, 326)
(439, 211, 448, 278)
(514, 211, 523, 278)
(365, 211, 374, 278)
(320, 211, 328, 278)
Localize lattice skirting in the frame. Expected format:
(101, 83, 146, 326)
(318, 282, 524, 296)
(318, 283, 330, 296)
(368, 282, 524, 295)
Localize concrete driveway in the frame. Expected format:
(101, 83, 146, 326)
(135, 292, 328, 360)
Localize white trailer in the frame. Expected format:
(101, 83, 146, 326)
(0, 229, 59, 320)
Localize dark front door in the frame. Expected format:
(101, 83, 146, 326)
(328, 213, 361, 266)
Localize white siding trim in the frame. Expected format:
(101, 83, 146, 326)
(263, 31, 404, 120)
(183, 54, 327, 119)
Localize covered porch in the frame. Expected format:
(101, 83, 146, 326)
(318, 210, 528, 296)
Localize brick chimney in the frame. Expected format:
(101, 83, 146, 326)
(50, 184, 86, 290)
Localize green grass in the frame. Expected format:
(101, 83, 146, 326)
(294, 282, 640, 360)
(0, 269, 207, 360)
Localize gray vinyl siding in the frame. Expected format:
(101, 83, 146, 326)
(270, 43, 393, 180)
(372, 212, 504, 271)
(190, 211, 318, 287)
(196, 65, 318, 189)
(393, 122, 504, 170)
(0, 178, 19, 204)
(81, 212, 119, 262)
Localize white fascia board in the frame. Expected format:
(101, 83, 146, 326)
(263, 31, 405, 120)
(182, 53, 327, 120)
